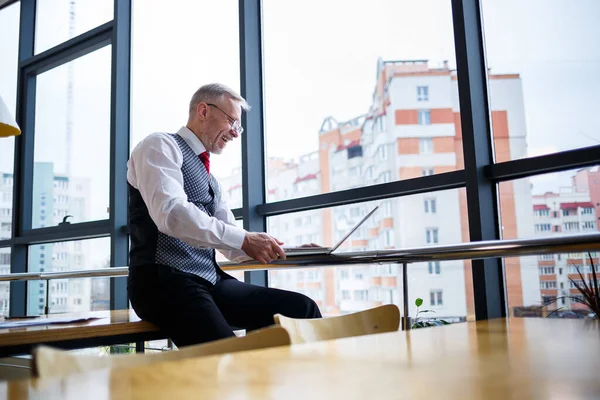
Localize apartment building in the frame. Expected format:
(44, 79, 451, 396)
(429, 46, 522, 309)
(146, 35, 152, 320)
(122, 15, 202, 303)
(0, 163, 92, 316)
(533, 167, 600, 312)
(221, 59, 540, 319)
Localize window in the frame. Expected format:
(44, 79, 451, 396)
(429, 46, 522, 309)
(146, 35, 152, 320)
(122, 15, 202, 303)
(418, 110, 431, 125)
(421, 168, 434, 176)
(534, 209, 550, 217)
(582, 207, 594, 215)
(424, 198, 437, 214)
(540, 281, 557, 289)
(382, 230, 394, 247)
(32, 47, 111, 227)
(568, 265, 584, 274)
(341, 290, 351, 300)
(354, 290, 368, 301)
(27, 238, 110, 315)
(582, 221, 596, 230)
(417, 86, 429, 102)
(483, 0, 600, 157)
(540, 267, 555, 275)
(419, 138, 433, 154)
(382, 201, 392, 217)
(563, 222, 580, 232)
(430, 290, 443, 306)
(267, 191, 469, 318)
(0, 5, 19, 246)
(428, 261, 441, 275)
(379, 171, 392, 183)
(535, 224, 552, 232)
(348, 166, 361, 178)
(35, 0, 113, 54)
(132, 0, 242, 208)
(377, 145, 389, 161)
(538, 254, 554, 261)
(426, 228, 439, 244)
(347, 145, 363, 159)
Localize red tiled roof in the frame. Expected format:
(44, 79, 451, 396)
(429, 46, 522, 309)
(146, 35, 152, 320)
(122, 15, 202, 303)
(533, 205, 549, 210)
(294, 173, 317, 184)
(336, 140, 360, 152)
(560, 202, 594, 210)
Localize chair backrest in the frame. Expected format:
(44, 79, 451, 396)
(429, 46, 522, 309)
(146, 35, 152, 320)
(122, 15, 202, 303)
(274, 304, 400, 344)
(32, 325, 290, 379)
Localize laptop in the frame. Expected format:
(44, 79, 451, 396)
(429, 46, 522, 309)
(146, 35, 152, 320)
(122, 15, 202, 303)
(283, 206, 379, 256)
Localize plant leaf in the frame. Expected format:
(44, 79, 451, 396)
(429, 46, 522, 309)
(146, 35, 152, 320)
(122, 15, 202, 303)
(588, 252, 600, 314)
(415, 298, 423, 307)
(546, 307, 565, 318)
(417, 309, 436, 314)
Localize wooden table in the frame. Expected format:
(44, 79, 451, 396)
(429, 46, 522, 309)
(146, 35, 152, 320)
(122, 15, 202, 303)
(2, 318, 599, 399)
(0, 310, 164, 357)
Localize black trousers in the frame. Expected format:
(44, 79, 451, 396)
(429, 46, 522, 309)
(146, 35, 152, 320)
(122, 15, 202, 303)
(128, 264, 322, 347)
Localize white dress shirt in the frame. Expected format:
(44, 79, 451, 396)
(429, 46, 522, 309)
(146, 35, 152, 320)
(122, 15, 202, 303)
(127, 126, 248, 263)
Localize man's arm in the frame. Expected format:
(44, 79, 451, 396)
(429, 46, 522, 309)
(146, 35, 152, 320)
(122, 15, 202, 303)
(128, 133, 246, 251)
(212, 181, 288, 264)
(213, 194, 250, 262)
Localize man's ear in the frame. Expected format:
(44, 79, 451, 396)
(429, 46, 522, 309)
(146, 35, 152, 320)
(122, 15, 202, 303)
(196, 102, 208, 120)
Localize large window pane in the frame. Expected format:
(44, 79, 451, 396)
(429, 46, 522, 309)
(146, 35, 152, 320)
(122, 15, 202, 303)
(0, 2, 19, 225)
(35, 0, 113, 54)
(499, 166, 600, 318)
(263, 0, 463, 202)
(27, 237, 110, 315)
(32, 46, 111, 228)
(0, 248, 10, 317)
(268, 189, 474, 321)
(483, 0, 600, 160)
(130, 0, 242, 208)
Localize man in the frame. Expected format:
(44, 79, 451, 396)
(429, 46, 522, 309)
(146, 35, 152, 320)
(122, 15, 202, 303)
(127, 83, 322, 347)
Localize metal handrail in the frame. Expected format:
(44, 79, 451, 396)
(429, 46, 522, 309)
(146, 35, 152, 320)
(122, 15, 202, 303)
(0, 232, 598, 282)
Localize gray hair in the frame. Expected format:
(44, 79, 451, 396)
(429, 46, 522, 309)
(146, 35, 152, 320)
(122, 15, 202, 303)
(188, 83, 250, 118)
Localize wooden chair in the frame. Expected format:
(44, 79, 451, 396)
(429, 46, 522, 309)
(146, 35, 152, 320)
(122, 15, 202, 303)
(32, 325, 290, 379)
(274, 304, 400, 344)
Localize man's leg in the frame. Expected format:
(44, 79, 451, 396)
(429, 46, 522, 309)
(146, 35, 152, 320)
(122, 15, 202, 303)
(128, 264, 235, 347)
(211, 278, 322, 331)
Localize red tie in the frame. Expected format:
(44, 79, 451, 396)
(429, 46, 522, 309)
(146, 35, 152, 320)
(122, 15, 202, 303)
(199, 151, 210, 174)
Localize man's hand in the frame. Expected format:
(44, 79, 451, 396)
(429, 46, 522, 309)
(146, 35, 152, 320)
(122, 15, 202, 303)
(241, 232, 287, 264)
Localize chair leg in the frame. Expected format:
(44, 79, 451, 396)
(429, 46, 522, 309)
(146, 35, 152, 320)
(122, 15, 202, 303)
(135, 341, 145, 353)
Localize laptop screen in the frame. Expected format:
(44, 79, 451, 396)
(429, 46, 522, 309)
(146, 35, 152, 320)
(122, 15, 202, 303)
(330, 205, 379, 252)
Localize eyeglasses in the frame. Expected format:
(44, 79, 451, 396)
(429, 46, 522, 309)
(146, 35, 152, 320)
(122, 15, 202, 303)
(206, 103, 244, 135)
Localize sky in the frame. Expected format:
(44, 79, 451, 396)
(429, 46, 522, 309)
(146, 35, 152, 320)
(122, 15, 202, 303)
(0, 0, 599, 226)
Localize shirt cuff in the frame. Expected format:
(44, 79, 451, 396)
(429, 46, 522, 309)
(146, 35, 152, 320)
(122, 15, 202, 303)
(222, 225, 246, 250)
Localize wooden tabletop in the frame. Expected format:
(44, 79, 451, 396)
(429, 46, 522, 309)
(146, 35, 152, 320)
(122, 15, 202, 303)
(2, 318, 599, 399)
(0, 310, 160, 354)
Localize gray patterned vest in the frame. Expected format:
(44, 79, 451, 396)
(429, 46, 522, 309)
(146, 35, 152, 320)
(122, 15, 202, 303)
(128, 133, 222, 284)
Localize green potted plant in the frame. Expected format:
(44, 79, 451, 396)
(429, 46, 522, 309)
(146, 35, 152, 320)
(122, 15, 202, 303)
(411, 297, 450, 329)
(541, 252, 599, 319)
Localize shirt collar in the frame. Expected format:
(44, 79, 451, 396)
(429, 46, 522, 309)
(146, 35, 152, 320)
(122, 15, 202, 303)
(177, 126, 207, 155)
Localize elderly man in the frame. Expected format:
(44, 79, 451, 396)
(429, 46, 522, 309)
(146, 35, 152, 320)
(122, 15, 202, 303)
(127, 83, 321, 346)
